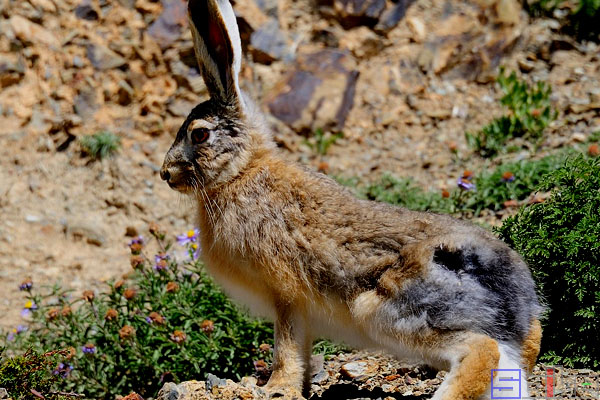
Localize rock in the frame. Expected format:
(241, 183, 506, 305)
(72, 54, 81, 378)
(254, 0, 278, 17)
(572, 132, 587, 142)
(205, 373, 228, 390)
(9, 15, 60, 48)
(0, 53, 25, 88)
(234, 0, 270, 36)
(249, 19, 293, 64)
(148, 0, 188, 49)
(86, 43, 127, 70)
(25, 214, 43, 223)
(74, 88, 99, 119)
(374, 0, 415, 34)
(332, 0, 386, 29)
(266, 49, 359, 133)
(416, 2, 523, 79)
(495, 0, 521, 26)
(156, 380, 265, 400)
(74, 0, 99, 21)
(405, 15, 426, 42)
(234, 2, 291, 63)
(125, 226, 138, 237)
(168, 98, 194, 117)
(518, 59, 535, 72)
(391, 60, 426, 95)
(29, 0, 57, 12)
(340, 360, 379, 381)
(64, 218, 108, 247)
(339, 26, 384, 59)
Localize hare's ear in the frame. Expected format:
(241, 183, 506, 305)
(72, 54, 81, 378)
(188, 0, 243, 110)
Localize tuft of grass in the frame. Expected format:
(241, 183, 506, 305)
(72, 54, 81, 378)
(362, 175, 454, 214)
(466, 69, 556, 157)
(460, 150, 574, 215)
(304, 129, 343, 156)
(79, 131, 121, 160)
(350, 148, 587, 216)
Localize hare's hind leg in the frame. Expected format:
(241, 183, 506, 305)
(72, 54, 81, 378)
(428, 332, 499, 400)
(521, 319, 542, 374)
(430, 333, 529, 400)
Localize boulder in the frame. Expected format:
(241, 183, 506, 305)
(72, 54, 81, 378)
(266, 49, 359, 133)
(147, 0, 188, 49)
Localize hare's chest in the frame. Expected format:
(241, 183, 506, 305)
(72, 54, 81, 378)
(201, 248, 276, 320)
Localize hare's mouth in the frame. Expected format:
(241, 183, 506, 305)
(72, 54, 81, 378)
(167, 178, 195, 194)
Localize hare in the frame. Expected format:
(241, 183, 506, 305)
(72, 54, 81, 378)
(160, 0, 543, 398)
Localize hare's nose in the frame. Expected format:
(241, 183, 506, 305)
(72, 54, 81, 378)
(160, 168, 171, 182)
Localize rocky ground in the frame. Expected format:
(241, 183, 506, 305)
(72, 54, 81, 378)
(154, 352, 600, 399)
(0, 0, 599, 397)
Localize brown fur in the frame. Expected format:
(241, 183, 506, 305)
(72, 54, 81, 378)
(521, 319, 542, 373)
(441, 335, 500, 400)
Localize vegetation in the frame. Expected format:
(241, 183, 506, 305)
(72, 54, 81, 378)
(1, 227, 274, 398)
(355, 148, 585, 216)
(525, 0, 600, 40)
(497, 156, 600, 368)
(304, 129, 343, 155)
(0, 348, 70, 400)
(460, 150, 573, 215)
(79, 131, 121, 160)
(362, 175, 454, 214)
(466, 69, 556, 157)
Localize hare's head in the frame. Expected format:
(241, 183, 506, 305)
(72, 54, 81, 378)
(161, 0, 258, 193)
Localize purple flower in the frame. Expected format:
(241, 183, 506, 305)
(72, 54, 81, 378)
(177, 229, 200, 246)
(177, 229, 202, 259)
(20, 301, 37, 317)
(7, 325, 27, 341)
(53, 363, 74, 378)
(19, 279, 33, 291)
(145, 316, 153, 324)
(129, 236, 144, 246)
(82, 343, 96, 354)
(457, 178, 475, 191)
(153, 253, 170, 271)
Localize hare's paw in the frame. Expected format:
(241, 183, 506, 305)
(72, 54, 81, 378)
(261, 382, 305, 399)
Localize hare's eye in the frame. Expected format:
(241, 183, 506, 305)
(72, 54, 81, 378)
(190, 128, 210, 145)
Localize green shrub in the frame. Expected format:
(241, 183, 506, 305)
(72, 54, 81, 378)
(0, 348, 71, 400)
(2, 227, 274, 398)
(497, 156, 600, 367)
(466, 69, 556, 157)
(525, 0, 600, 40)
(79, 131, 121, 160)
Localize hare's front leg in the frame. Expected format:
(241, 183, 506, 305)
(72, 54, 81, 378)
(264, 301, 311, 398)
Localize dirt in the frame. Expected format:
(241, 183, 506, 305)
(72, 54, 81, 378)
(0, 0, 599, 372)
(156, 351, 600, 399)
